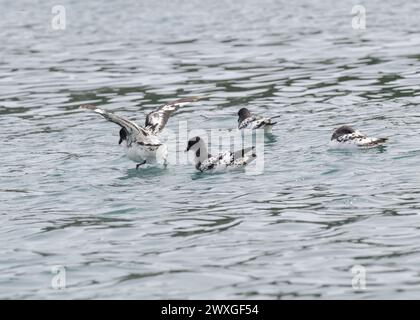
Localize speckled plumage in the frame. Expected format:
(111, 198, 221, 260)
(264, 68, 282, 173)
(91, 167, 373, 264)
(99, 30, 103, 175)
(237, 108, 278, 133)
(330, 125, 388, 148)
(186, 137, 257, 172)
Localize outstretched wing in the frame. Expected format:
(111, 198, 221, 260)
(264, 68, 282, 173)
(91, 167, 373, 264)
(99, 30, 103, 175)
(80, 104, 149, 137)
(81, 104, 144, 133)
(144, 97, 200, 134)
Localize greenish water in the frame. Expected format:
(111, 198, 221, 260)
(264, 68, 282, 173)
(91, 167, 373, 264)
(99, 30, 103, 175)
(1, 0, 420, 299)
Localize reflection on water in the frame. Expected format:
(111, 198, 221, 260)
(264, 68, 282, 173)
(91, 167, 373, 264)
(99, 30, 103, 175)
(1, 0, 420, 299)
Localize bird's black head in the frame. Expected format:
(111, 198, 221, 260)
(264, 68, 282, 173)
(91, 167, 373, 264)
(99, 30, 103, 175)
(331, 125, 355, 141)
(119, 128, 128, 144)
(186, 136, 201, 151)
(238, 108, 251, 122)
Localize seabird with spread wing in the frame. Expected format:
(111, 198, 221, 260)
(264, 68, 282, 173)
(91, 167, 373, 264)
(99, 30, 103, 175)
(81, 97, 200, 169)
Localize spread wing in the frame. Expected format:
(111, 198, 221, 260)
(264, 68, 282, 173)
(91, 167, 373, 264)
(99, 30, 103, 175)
(144, 97, 200, 134)
(80, 104, 151, 140)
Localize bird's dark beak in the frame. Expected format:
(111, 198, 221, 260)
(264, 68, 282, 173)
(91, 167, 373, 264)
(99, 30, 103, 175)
(119, 138, 123, 145)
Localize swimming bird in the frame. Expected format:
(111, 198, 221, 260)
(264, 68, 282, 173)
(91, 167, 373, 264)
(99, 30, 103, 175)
(81, 97, 200, 169)
(185, 136, 257, 172)
(330, 125, 388, 148)
(237, 107, 280, 134)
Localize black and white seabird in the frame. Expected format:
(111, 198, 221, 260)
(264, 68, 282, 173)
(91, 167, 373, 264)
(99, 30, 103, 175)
(237, 107, 280, 134)
(185, 136, 257, 172)
(81, 97, 200, 169)
(330, 125, 388, 148)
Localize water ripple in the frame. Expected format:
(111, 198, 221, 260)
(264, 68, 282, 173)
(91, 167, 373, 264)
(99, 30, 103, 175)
(1, 0, 420, 299)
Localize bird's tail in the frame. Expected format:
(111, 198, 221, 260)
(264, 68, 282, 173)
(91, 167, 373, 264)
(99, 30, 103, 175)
(373, 138, 388, 145)
(266, 115, 281, 126)
(362, 137, 388, 148)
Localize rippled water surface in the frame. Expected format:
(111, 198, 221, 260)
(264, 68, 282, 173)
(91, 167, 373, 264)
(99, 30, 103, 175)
(2, 0, 420, 299)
